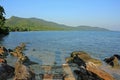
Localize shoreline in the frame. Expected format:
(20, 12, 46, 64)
(0, 43, 120, 80)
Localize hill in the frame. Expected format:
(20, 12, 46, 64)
(5, 16, 109, 31)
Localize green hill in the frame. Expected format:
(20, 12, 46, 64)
(5, 16, 109, 31)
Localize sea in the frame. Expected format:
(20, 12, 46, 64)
(0, 31, 120, 79)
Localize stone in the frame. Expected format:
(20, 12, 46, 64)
(104, 56, 120, 68)
(66, 51, 115, 80)
(14, 61, 35, 80)
(114, 54, 120, 60)
(0, 58, 6, 63)
(0, 46, 8, 57)
(86, 62, 115, 80)
(0, 63, 14, 80)
(71, 51, 102, 66)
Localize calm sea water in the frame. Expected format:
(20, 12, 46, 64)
(0, 31, 120, 65)
(1, 31, 120, 80)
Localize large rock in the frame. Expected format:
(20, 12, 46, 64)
(14, 61, 35, 80)
(86, 62, 115, 80)
(66, 51, 102, 66)
(65, 51, 115, 80)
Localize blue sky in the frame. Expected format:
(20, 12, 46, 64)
(0, 0, 120, 31)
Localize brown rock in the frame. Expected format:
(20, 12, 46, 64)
(14, 61, 35, 80)
(86, 62, 115, 80)
(0, 46, 8, 57)
(71, 51, 102, 66)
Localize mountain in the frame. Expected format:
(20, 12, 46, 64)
(5, 16, 109, 31)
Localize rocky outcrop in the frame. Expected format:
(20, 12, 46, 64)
(9, 43, 37, 66)
(104, 55, 120, 68)
(66, 51, 102, 66)
(66, 51, 115, 80)
(0, 43, 37, 80)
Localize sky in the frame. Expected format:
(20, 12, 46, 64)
(0, 0, 120, 31)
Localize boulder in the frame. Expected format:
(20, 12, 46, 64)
(66, 51, 102, 66)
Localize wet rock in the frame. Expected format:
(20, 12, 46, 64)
(14, 61, 35, 80)
(73, 55, 86, 68)
(86, 62, 115, 80)
(66, 51, 102, 66)
(74, 69, 104, 80)
(114, 54, 120, 60)
(0, 58, 6, 63)
(65, 57, 73, 63)
(104, 56, 120, 68)
(72, 51, 102, 66)
(14, 43, 26, 52)
(0, 63, 14, 80)
(10, 51, 24, 58)
(66, 51, 114, 80)
(19, 56, 38, 66)
(0, 46, 8, 57)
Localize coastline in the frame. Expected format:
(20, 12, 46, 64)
(1, 44, 118, 80)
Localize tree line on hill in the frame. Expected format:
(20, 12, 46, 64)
(0, 5, 9, 35)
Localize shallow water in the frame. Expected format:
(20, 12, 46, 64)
(1, 31, 120, 79)
(1, 31, 120, 62)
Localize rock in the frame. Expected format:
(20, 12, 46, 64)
(104, 56, 120, 68)
(86, 62, 115, 80)
(114, 54, 120, 60)
(66, 51, 114, 80)
(20, 56, 38, 66)
(10, 51, 24, 58)
(65, 57, 73, 63)
(0, 46, 8, 57)
(73, 55, 86, 68)
(0, 63, 14, 80)
(67, 51, 102, 66)
(74, 69, 104, 80)
(14, 61, 35, 80)
(14, 43, 26, 52)
(0, 58, 6, 63)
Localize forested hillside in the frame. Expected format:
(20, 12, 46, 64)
(5, 16, 109, 31)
